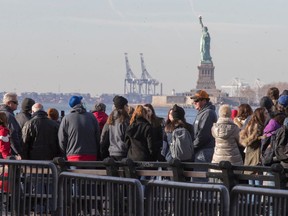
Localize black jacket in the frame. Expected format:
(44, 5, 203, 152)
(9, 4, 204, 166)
(125, 117, 153, 161)
(22, 110, 61, 160)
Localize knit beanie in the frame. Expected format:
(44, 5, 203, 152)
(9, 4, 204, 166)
(259, 96, 273, 110)
(21, 98, 35, 112)
(219, 104, 231, 118)
(171, 104, 185, 120)
(278, 95, 288, 108)
(69, 96, 83, 108)
(113, 95, 128, 109)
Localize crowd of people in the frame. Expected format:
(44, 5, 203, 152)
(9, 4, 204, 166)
(1, 87, 288, 186)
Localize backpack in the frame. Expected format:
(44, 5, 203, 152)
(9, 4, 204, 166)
(170, 127, 194, 161)
(261, 133, 277, 166)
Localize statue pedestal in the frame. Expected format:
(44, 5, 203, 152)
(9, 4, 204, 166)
(196, 62, 216, 90)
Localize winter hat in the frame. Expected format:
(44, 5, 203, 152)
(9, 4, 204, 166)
(95, 103, 106, 112)
(21, 98, 35, 112)
(259, 96, 273, 110)
(218, 104, 231, 118)
(231, 109, 238, 120)
(113, 95, 128, 109)
(69, 96, 83, 108)
(280, 90, 288, 96)
(278, 95, 288, 108)
(190, 90, 209, 100)
(172, 104, 185, 120)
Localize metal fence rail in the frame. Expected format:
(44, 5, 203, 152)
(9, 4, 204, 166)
(230, 185, 288, 216)
(145, 180, 230, 216)
(57, 172, 144, 216)
(0, 159, 58, 216)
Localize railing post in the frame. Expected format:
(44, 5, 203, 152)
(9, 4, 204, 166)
(271, 163, 287, 189)
(53, 157, 69, 173)
(169, 159, 185, 182)
(219, 161, 237, 191)
(103, 157, 119, 177)
(121, 158, 138, 178)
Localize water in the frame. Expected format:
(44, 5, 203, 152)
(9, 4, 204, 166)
(41, 103, 198, 124)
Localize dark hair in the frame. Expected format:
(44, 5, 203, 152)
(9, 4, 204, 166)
(0, 112, 8, 127)
(267, 87, 280, 101)
(144, 103, 163, 127)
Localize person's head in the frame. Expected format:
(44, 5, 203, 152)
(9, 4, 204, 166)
(94, 103, 106, 112)
(130, 105, 147, 125)
(113, 95, 128, 112)
(280, 90, 288, 97)
(248, 107, 268, 128)
(21, 98, 35, 113)
(0, 112, 8, 127)
(32, 103, 44, 114)
(171, 104, 185, 121)
(277, 95, 288, 114)
(236, 103, 253, 120)
(190, 90, 210, 111)
(259, 96, 274, 111)
(267, 87, 280, 101)
(47, 108, 59, 121)
(218, 104, 231, 118)
(3, 92, 18, 111)
(69, 95, 83, 108)
(143, 104, 156, 121)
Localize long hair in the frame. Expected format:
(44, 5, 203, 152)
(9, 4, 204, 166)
(130, 105, 147, 125)
(107, 108, 129, 125)
(245, 107, 267, 130)
(237, 104, 253, 120)
(144, 103, 163, 127)
(0, 112, 8, 127)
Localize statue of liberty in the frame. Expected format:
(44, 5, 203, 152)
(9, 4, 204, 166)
(199, 16, 212, 63)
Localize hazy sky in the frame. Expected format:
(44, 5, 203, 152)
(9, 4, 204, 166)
(1, 0, 288, 96)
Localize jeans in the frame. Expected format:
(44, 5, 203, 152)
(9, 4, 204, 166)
(193, 148, 214, 182)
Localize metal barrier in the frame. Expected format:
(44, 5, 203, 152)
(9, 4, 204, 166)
(57, 172, 144, 216)
(0, 159, 58, 216)
(230, 185, 288, 216)
(145, 180, 230, 216)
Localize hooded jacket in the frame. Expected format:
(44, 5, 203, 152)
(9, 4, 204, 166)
(211, 117, 243, 165)
(58, 104, 100, 160)
(193, 102, 217, 151)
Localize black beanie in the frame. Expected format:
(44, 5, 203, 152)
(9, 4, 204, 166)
(21, 98, 35, 112)
(259, 96, 273, 110)
(113, 95, 128, 109)
(172, 104, 185, 120)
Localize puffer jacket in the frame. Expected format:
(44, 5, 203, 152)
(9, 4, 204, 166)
(211, 117, 243, 165)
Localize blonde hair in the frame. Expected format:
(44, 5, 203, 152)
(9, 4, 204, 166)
(130, 105, 147, 125)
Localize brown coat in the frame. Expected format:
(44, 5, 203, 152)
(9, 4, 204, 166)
(239, 123, 263, 174)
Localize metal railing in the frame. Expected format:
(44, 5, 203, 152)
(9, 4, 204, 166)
(57, 172, 144, 216)
(0, 159, 58, 216)
(146, 180, 230, 216)
(230, 185, 288, 216)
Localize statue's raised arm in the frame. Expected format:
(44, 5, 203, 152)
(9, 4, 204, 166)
(199, 16, 212, 63)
